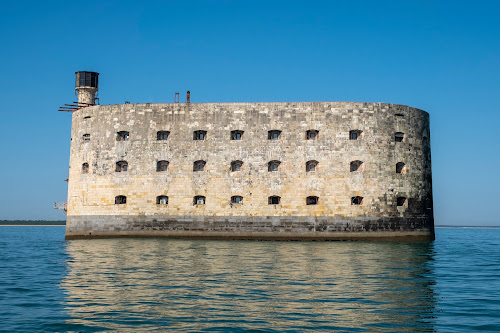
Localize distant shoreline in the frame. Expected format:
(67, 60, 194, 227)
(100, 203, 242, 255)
(0, 221, 66, 226)
(0, 225, 65, 227)
(435, 225, 500, 229)
(1, 222, 498, 228)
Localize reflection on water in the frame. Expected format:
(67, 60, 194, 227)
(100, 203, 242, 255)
(61, 240, 436, 332)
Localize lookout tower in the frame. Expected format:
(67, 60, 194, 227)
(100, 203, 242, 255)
(75, 71, 99, 104)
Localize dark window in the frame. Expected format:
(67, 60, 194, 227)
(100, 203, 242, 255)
(157, 131, 170, 140)
(231, 160, 243, 172)
(268, 196, 281, 205)
(115, 195, 126, 204)
(83, 134, 90, 142)
(306, 130, 319, 140)
(231, 130, 244, 140)
(116, 161, 128, 172)
(84, 116, 91, 119)
(306, 160, 318, 172)
(397, 197, 407, 207)
(395, 132, 404, 142)
(231, 196, 243, 204)
(395, 113, 405, 118)
(193, 130, 207, 140)
(351, 196, 363, 205)
(156, 195, 168, 205)
(117, 131, 129, 141)
(396, 162, 406, 174)
(76, 71, 98, 88)
(350, 160, 363, 172)
(193, 160, 206, 172)
(194, 196, 206, 205)
(268, 160, 281, 172)
(268, 130, 281, 140)
(306, 196, 318, 205)
(350, 130, 362, 140)
(157, 160, 169, 172)
(82, 163, 89, 174)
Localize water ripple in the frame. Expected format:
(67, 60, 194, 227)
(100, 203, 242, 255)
(0, 227, 499, 332)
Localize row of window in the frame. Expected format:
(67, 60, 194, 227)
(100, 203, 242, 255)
(84, 130, 409, 142)
(113, 195, 408, 206)
(82, 161, 408, 174)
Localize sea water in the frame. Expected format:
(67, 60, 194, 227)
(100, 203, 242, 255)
(0, 227, 499, 332)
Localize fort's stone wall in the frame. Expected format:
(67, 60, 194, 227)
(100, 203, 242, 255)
(65, 102, 434, 240)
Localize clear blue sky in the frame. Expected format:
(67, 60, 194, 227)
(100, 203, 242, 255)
(0, 0, 499, 225)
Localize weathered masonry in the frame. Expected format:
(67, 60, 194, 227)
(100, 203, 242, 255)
(64, 72, 434, 240)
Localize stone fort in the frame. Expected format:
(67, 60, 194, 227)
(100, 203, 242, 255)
(63, 71, 434, 240)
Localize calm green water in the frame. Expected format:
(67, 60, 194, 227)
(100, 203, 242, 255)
(0, 227, 499, 332)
